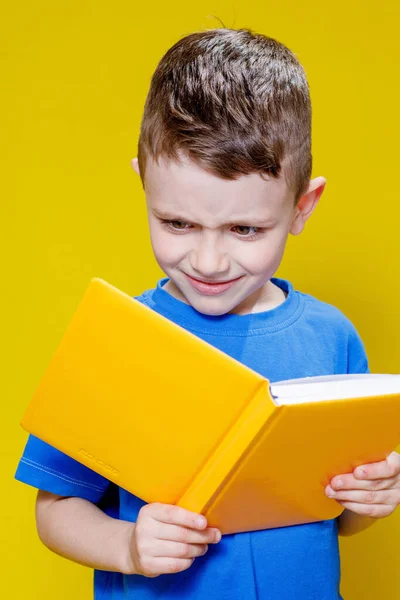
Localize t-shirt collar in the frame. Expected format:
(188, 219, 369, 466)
(149, 277, 303, 334)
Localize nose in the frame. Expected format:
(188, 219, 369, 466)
(189, 234, 230, 278)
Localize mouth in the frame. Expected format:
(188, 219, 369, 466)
(184, 273, 242, 296)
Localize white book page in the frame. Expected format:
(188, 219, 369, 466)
(270, 374, 400, 405)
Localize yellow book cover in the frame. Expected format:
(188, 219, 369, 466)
(20, 278, 400, 534)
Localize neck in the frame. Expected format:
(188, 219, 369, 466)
(230, 280, 287, 315)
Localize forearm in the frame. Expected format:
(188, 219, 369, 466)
(36, 491, 136, 574)
(337, 509, 376, 536)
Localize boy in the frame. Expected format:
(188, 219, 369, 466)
(15, 27, 400, 599)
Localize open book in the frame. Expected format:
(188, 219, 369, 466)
(20, 278, 400, 534)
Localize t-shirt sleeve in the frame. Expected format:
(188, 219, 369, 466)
(15, 434, 110, 503)
(346, 322, 370, 375)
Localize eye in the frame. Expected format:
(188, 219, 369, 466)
(161, 219, 192, 232)
(233, 226, 253, 235)
(170, 220, 189, 230)
(232, 225, 263, 239)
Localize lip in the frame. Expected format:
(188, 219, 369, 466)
(185, 273, 242, 296)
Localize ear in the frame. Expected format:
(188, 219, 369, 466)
(131, 157, 140, 176)
(290, 176, 326, 236)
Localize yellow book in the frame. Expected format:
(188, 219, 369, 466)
(20, 278, 400, 534)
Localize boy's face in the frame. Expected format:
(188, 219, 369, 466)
(132, 155, 324, 316)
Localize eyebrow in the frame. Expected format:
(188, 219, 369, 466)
(152, 209, 275, 227)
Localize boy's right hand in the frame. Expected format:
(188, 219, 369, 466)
(126, 503, 222, 577)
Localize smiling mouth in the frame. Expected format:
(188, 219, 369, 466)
(186, 274, 242, 285)
(184, 273, 243, 296)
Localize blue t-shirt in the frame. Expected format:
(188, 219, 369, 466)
(15, 277, 369, 600)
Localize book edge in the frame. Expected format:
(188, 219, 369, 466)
(177, 380, 279, 514)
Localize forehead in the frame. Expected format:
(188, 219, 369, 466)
(144, 155, 292, 225)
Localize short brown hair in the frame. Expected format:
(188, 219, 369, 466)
(137, 28, 312, 203)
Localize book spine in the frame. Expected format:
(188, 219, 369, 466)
(177, 381, 281, 514)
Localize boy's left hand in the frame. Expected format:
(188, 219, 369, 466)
(325, 451, 400, 518)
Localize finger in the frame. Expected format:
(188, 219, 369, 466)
(329, 475, 398, 492)
(325, 486, 394, 505)
(151, 503, 208, 530)
(353, 452, 400, 480)
(156, 522, 221, 544)
(149, 557, 195, 575)
(152, 540, 208, 559)
(335, 501, 395, 518)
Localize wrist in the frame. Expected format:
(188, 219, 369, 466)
(121, 522, 139, 575)
(118, 521, 138, 575)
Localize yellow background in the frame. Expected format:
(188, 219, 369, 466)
(2, 0, 399, 598)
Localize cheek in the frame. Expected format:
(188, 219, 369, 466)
(234, 235, 287, 274)
(150, 228, 185, 267)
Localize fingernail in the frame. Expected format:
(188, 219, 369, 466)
(326, 487, 336, 498)
(334, 479, 343, 489)
(197, 517, 206, 528)
(215, 531, 222, 543)
(356, 468, 367, 478)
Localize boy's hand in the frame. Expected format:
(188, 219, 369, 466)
(325, 451, 400, 518)
(127, 503, 222, 577)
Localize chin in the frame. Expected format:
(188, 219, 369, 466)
(173, 279, 245, 316)
(188, 296, 237, 317)
(197, 307, 231, 317)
